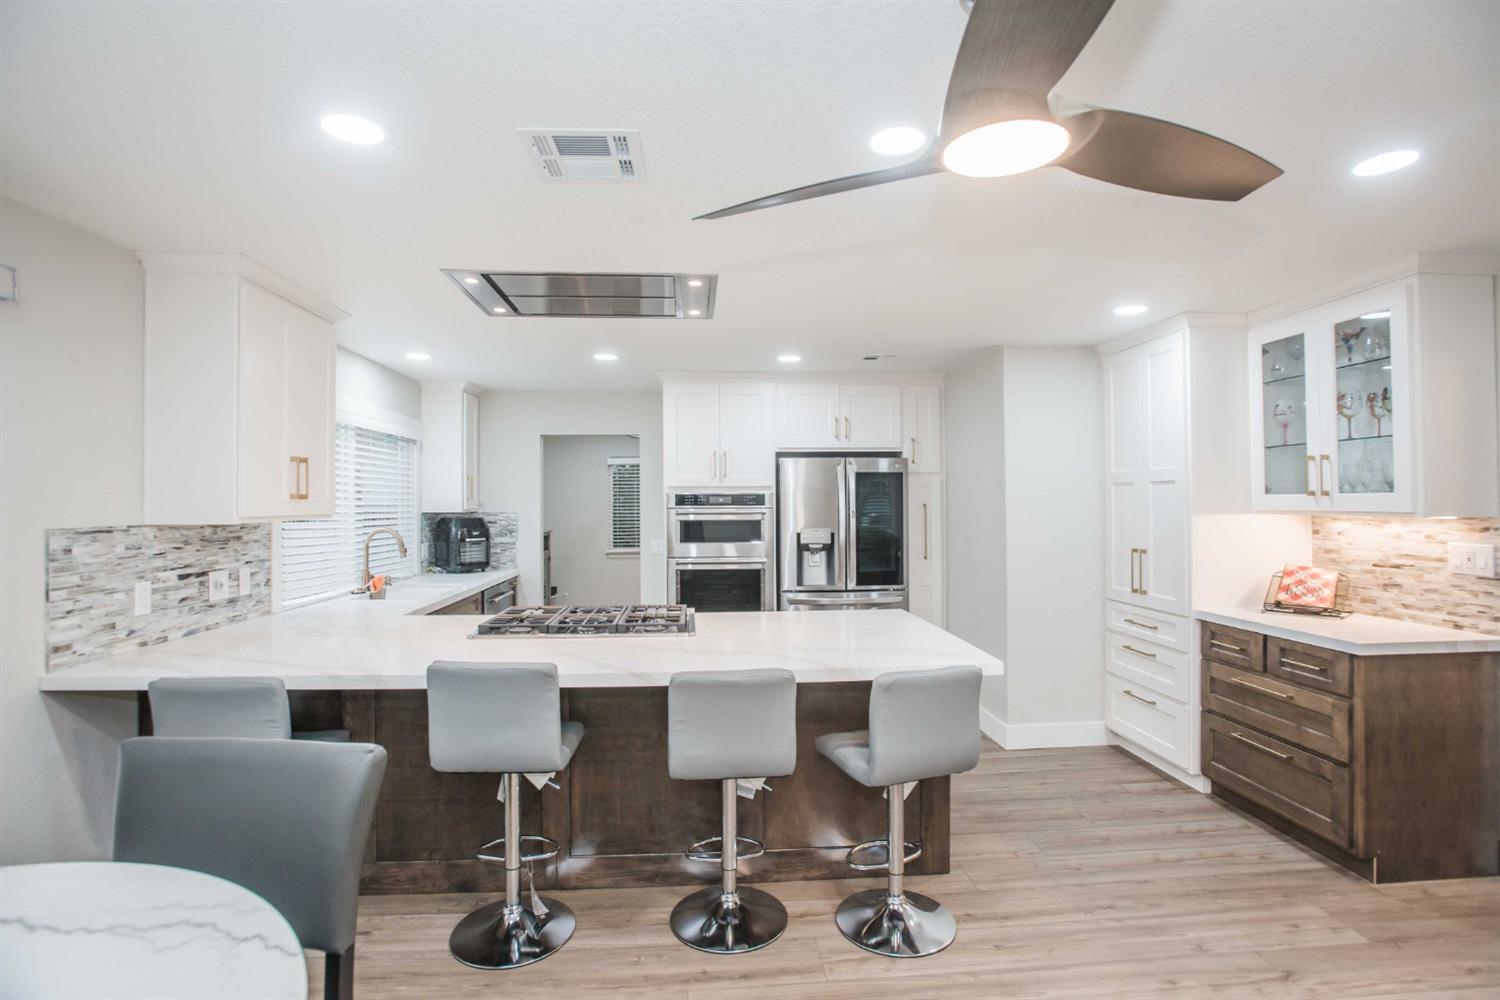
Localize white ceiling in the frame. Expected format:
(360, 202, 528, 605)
(3, 0, 1497, 390)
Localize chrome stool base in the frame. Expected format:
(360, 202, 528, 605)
(670, 885, 788, 954)
(449, 897, 577, 970)
(834, 889, 956, 958)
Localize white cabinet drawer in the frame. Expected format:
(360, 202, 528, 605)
(1105, 673, 1190, 769)
(1105, 632, 1191, 703)
(1105, 601, 1188, 653)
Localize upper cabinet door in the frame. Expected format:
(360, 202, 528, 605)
(237, 282, 292, 519)
(840, 384, 903, 449)
(902, 384, 943, 473)
(1321, 283, 1412, 513)
(462, 390, 481, 510)
(280, 298, 336, 518)
(776, 384, 842, 449)
(1249, 311, 1320, 510)
(663, 383, 722, 486)
(719, 383, 775, 487)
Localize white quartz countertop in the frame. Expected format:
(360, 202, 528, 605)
(39, 568, 1002, 691)
(1195, 607, 1500, 656)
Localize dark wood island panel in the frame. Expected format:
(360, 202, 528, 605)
(290, 682, 948, 894)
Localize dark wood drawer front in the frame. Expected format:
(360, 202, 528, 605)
(1201, 622, 1264, 672)
(1266, 636, 1354, 697)
(1203, 662, 1351, 762)
(1202, 713, 1352, 848)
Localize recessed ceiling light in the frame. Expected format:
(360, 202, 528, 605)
(1113, 304, 1148, 317)
(777, 354, 803, 364)
(1351, 149, 1419, 177)
(687, 278, 704, 287)
(941, 119, 1070, 177)
(319, 113, 385, 145)
(1359, 310, 1391, 320)
(492, 306, 507, 314)
(404, 352, 431, 361)
(870, 125, 927, 157)
(593, 352, 619, 362)
(687, 309, 702, 316)
(463, 277, 479, 285)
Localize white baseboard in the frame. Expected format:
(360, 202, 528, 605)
(980, 707, 1110, 750)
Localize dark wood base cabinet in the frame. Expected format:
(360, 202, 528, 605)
(1200, 623, 1499, 883)
(235, 682, 948, 894)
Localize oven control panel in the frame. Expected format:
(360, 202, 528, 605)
(671, 492, 769, 507)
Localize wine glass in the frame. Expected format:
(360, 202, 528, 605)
(1337, 392, 1360, 439)
(1366, 391, 1385, 436)
(1339, 326, 1365, 364)
(1272, 401, 1294, 446)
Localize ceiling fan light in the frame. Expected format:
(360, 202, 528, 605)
(941, 119, 1070, 178)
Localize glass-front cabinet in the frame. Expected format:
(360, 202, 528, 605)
(1250, 280, 1412, 512)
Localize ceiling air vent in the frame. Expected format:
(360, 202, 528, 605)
(520, 129, 645, 182)
(442, 270, 716, 319)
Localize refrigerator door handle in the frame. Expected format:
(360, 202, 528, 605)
(844, 458, 859, 589)
(835, 457, 850, 591)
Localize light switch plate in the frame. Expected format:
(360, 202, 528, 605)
(133, 580, 151, 616)
(208, 569, 231, 602)
(1447, 542, 1497, 578)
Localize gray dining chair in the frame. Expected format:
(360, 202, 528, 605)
(148, 676, 350, 741)
(113, 736, 387, 1000)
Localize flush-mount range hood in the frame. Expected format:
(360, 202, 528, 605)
(443, 270, 717, 318)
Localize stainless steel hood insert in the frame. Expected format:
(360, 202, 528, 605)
(443, 270, 716, 319)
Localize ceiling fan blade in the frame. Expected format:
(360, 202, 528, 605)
(1055, 105, 1282, 201)
(694, 156, 943, 220)
(941, 0, 1114, 140)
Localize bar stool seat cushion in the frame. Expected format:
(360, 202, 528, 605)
(814, 729, 875, 786)
(148, 677, 292, 739)
(668, 668, 797, 781)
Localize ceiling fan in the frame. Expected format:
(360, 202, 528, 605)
(695, 0, 1282, 220)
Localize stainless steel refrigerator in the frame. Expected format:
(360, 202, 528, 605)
(776, 455, 907, 611)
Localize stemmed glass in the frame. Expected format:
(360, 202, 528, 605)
(1337, 392, 1360, 439)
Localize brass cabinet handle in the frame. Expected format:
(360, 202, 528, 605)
(1305, 455, 1317, 497)
(1122, 688, 1157, 707)
(833, 415, 839, 440)
(1209, 638, 1244, 653)
(1128, 548, 1139, 594)
(911, 436, 918, 466)
(1230, 731, 1293, 760)
(1228, 676, 1293, 700)
(288, 456, 309, 500)
(1319, 454, 1332, 497)
(1138, 547, 1147, 596)
(1123, 617, 1159, 630)
(844, 415, 851, 440)
(1281, 656, 1326, 672)
(1121, 643, 1157, 659)
(922, 502, 929, 560)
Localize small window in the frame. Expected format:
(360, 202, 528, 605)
(279, 423, 420, 607)
(608, 457, 640, 553)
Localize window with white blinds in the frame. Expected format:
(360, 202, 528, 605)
(279, 423, 420, 607)
(608, 457, 641, 552)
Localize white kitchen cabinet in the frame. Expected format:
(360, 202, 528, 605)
(1249, 270, 1497, 516)
(775, 383, 842, 449)
(906, 473, 944, 626)
(840, 384, 903, 449)
(421, 382, 483, 512)
(902, 384, 943, 473)
(143, 254, 340, 524)
(663, 382, 774, 488)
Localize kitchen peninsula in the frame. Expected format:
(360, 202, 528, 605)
(41, 574, 1002, 894)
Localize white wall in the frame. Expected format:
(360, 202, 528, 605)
(543, 435, 641, 604)
(0, 195, 145, 863)
(480, 391, 663, 605)
(944, 349, 1007, 720)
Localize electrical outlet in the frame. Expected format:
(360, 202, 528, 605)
(239, 567, 253, 596)
(1447, 542, 1497, 578)
(133, 580, 151, 616)
(208, 569, 231, 603)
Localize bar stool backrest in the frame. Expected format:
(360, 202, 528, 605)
(148, 677, 292, 739)
(868, 665, 982, 786)
(427, 661, 565, 773)
(668, 668, 797, 780)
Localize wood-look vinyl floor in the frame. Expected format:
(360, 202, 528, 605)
(322, 743, 1500, 999)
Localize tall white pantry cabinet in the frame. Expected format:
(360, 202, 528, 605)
(141, 253, 342, 524)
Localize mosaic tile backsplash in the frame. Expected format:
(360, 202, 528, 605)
(1311, 515, 1500, 633)
(46, 524, 273, 670)
(420, 511, 519, 572)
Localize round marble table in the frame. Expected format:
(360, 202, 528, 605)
(0, 862, 307, 1000)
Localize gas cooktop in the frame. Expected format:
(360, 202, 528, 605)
(473, 604, 695, 637)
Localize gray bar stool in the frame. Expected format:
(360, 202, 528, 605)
(426, 661, 584, 970)
(148, 677, 350, 741)
(815, 665, 982, 958)
(667, 668, 797, 954)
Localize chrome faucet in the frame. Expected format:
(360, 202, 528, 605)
(361, 528, 408, 591)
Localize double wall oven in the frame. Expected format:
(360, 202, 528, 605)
(666, 491, 775, 612)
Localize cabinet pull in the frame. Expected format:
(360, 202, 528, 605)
(288, 456, 309, 500)
(1121, 643, 1157, 659)
(1230, 731, 1293, 760)
(911, 436, 918, 466)
(844, 415, 850, 440)
(1208, 638, 1244, 653)
(1281, 656, 1326, 672)
(922, 502, 929, 560)
(833, 415, 840, 440)
(1138, 548, 1147, 596)
(1228, 676, 1293, 700)
(1122, 688, 1157, 707)
(721, 450, 728, 480)
(1305, 455, 1317, 497)
(710, 450, 717, 480)
(1123, 617, 1159, 630)
(1319, 454, 1332, 497)
(1128, 548, 1139, 594)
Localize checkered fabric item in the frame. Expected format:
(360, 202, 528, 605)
(1274, 564, 1340, 609)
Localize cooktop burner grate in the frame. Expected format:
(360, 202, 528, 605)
(474, 604, 695, 637)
